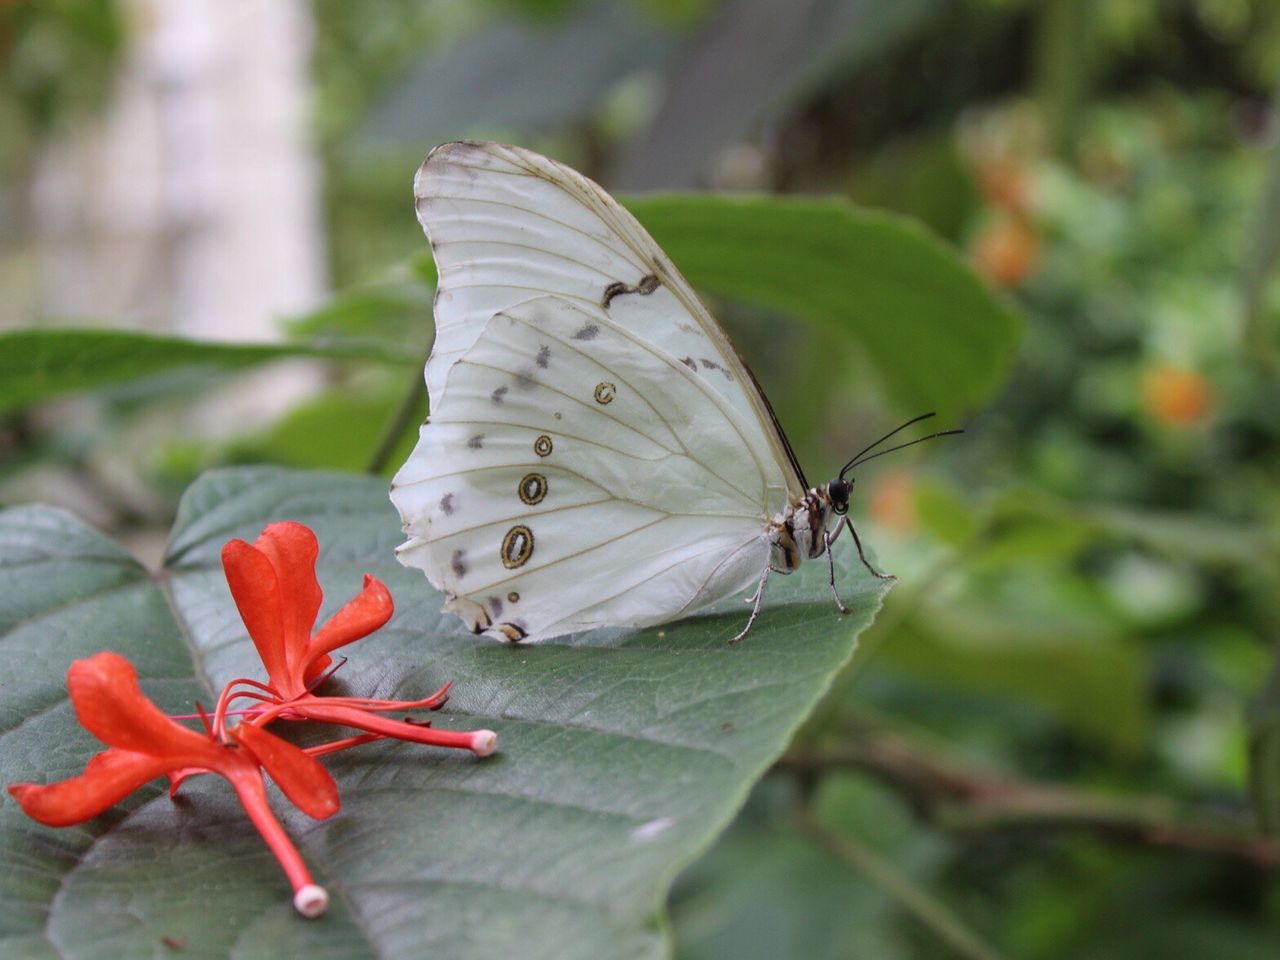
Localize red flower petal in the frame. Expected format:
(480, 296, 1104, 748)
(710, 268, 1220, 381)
(221, 539, 290, 688)
(8, 749, 171, 826)
(230, 722, 340, 820)
(304, 575, 393, 684)
(68, 653, 222, 761)
(252, 523, 323, 679)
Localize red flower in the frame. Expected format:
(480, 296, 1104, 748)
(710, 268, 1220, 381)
(8, 652, 337, 918)
(219, 522, 496, 756)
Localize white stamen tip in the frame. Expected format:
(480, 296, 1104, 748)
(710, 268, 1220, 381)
(294, 883, 329, 918)
(471, 730, 498, 757)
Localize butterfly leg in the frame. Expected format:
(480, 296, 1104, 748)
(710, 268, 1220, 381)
(730, 568, 770, 644)
(848, 518, 896, 581)
(823, 520, 851, 615)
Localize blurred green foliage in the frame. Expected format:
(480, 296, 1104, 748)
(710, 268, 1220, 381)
(3, 0, 1280, 957)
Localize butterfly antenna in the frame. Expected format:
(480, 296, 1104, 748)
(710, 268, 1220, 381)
(843, 429, 965, 473)
(840, 412, 939, 477)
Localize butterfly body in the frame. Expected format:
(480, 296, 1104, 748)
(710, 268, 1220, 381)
(768, 487, 837, 573)
(390, 141, 939, 643)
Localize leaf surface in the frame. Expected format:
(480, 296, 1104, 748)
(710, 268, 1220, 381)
(628, 194, 1022, 414)
(0, 330, 415, 414)
(1, 466, 890, 958)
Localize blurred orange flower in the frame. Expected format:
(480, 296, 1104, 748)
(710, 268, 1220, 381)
(1142, 365, 1213, 426)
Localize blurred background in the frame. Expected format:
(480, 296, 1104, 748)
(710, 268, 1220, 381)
(3, 0, 1280, 956)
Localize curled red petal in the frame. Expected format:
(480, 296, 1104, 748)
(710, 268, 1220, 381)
(8, 749, 171, 826)
(253, 523, 323, 679)
(67, 652, 222, 760)
(221, 539, 289, 689)
(230, 722, 339, 820)
(303, 575, 393, 682)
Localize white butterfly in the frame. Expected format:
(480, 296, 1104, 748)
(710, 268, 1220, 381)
(390, 141, 956, 643)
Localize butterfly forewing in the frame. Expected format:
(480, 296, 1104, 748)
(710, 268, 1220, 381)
(414, 141, 805, 506)
(392, 296, 774, 640)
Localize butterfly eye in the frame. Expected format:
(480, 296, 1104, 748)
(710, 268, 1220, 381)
(827, 477, 850, 514)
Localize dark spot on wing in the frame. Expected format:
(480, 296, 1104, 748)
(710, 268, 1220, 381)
(699, 357, 733, 380)
(440, 492, 455, 515)
(515, 367, 536, 390)
(572, 323, 600, 341)
(491, 385, 508, 404)
(680, 356, 697, 371)
(467, 434, 484, 449)
(536, 345, 551, 368)
(488, 596, 503, 617)
(451, 550, 467, 578)
(602, 274, 662, 308)
(554, 411, 563, 419)
(602, 282, 627, 308)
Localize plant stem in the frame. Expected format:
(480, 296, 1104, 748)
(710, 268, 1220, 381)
(796, 810, 1011, 960)
(366, 353, 427, 475)
(780, 733, 1280, 867)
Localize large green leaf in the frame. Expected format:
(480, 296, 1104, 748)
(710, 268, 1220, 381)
(0, 467, 890, 958)
(628, 194, 1022, 415)
(0, 329, 415, 414)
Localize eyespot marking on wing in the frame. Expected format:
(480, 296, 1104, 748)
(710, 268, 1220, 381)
(536, 345, 551, 368)
(534, 434, 553, 457)
(467, 434, 484, 449)
(507, 591, 520, 603)
(572, 322, 600, 341)
(451, 549, 467, 578)
(594, 382, 616, 404)
(491, 385, 508, 404)
(440, 492, 455, 515)
(501, 525, 534, 569)
(518, 473, 547, 505)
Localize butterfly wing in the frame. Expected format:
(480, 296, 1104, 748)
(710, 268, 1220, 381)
(415, 140, 805, 508)
(391, 296, 774, 642)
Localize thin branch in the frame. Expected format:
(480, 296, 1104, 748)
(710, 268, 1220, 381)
(778, 732, 1280, 868)
(366, 351, 428, 475)
(796, 809, 1012, 960)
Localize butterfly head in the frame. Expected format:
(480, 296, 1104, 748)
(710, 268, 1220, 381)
(833, 413, 964, 512)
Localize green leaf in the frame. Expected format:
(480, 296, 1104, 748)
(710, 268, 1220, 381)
(0, 329, 416, 413)
(866, 606, 1148, 750)
(222, 381, 417, 474)
(1, 466, 891, 958)
(627, 194, 1023, 415)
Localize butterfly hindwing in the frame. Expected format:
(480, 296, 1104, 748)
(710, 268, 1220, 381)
(391, 296, 773, 641)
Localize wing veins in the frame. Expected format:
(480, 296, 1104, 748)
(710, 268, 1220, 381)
(462, 514, 670, 595)
(458, 358, 681, 455)
(505, 306, 768, 507)
(434, 237, 626, 283)
(535, 535, 758, 636)
(423, 198, 651, 274)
